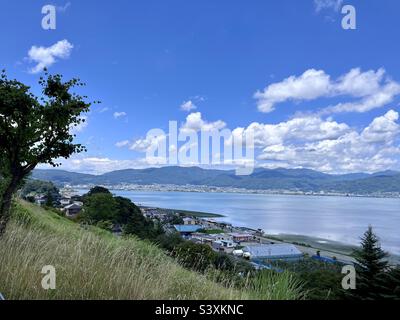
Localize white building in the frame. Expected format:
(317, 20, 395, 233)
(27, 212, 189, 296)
(243, 244, 303, 261)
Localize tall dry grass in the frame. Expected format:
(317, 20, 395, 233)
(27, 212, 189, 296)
(0, 201, 303, 300)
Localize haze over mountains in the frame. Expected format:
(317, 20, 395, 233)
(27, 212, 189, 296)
(32, 167, 400, 195)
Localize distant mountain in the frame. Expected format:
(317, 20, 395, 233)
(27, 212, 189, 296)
(32, 166, 400, 195)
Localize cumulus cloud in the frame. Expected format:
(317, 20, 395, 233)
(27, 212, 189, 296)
(180, 100, 197, 112)
(255, 110, 400, 173)
(180, 112, 226, 133)
(114, 109, 400, 173)
(254, 68, 400, 114)
(113, 111, 127, 119)
(27, 39, 73, 74)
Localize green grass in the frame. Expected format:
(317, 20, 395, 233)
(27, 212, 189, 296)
(0, 200, 303, 300)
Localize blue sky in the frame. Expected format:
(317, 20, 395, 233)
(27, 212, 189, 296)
(1, 0, 400, 174)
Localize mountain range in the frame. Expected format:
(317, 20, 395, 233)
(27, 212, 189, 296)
(32, 167, 400, 195)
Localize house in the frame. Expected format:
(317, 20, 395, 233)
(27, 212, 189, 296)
(229, 232, 254, 243)
(60, 197, 71, 206)
(199, 218, 220, 229)
(34, 195, 47, 206)
(210, 233, 233, 242)
(63, 203, 82, 217)
(190, 233, 215, 246)
(242, 244, 303, 261)
(212, 240, 236, 251)
(183, 217, 197, 225)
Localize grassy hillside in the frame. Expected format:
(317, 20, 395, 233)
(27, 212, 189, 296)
(0, 200, 302, 300)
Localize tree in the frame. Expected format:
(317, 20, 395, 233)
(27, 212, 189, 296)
(351, 226, 389, 299)
(156, 232, 184, 252)
(380, 266, 400, 300)
(0, 70, 93, 235)
(85, 186, 111, 197)
(173, 241, 217, 273)
(114, 196, 142, 225)
(124, 212, 163, 241)
(20, 179, 60, 202)
(81, 193, 117, 224)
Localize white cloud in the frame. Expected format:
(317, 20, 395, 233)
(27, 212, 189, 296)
(113, 111, 127, 119)
(114, 109, 400, 173)
(255, 69, 331, 113)
(28, 40, 73, 74)
(57, 2, 71, 13)
(115, 140, 130, 148)
(314, 0, 343, 13)
(38, 156, 162, 175)
(180, 100, 197, 112)
(130, 134, 167, 152)
(256, 110, 400, 173)
(99, 107, 110, 113)
(255, 68, 400, 114)
(180, 112, 226, 133)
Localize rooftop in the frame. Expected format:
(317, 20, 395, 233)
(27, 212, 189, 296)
(173, 225, 203, 233)
(243, 244, 302, 259)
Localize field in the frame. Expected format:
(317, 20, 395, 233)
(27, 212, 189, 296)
(0, 200, 302, 300)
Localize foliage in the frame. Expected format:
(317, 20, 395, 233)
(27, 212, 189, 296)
(249, 270, 305, 300)
(1, 200, 243, 300)
(272, 258, 345, 300)
(381, 267, 400, 299)
(81, 193, 117, 224)
(113, 196, 142, 225)
(0, 70, 93, 234)
(156, 232, 184, 252)
(20, 179, 60, 205)
(351, 226, 389, 300)
(96, 220, 114, 231)
(164, 214, 184, 225)
(85, 186, 111, 197)
(174, 241, 217, 273)
(124, 213, 163, 241)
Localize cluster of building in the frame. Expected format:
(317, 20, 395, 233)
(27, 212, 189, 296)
(28, 188, 83, 218)
(169, 216, 303, 264)
(59, 189, 83, 218)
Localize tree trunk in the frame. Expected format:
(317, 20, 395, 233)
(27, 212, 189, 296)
(0, 177, 20, 237)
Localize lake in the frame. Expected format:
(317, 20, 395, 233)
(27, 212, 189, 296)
(79, 190, 400, 254)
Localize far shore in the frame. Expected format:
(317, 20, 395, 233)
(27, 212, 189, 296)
(70, 184, 400, 200)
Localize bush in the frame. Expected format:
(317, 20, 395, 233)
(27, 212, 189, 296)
(174, 242, 217, 273)
(156, 232, 184, 252)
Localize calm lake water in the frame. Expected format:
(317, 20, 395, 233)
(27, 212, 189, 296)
(79, 190, 400, 254)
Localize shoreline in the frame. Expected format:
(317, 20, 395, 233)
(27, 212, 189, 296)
(151, 206, 400, 264)
(73, 187, 400, 263)
(71, 184, 400, 199)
